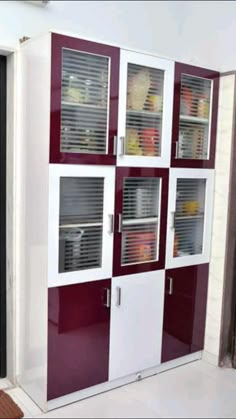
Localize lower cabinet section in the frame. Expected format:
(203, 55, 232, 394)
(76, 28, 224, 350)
(47, 279, 111, 401)
(161, 264, 209, 363)
(109, 270, 165, 380)
(47, 265, 208, 402)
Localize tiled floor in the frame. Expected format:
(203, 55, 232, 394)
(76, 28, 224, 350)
(4, 360, 236, 418)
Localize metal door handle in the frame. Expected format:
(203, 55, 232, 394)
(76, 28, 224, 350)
(118, 213, 123, 233)
(103, 288, 111, 308)
(108, 214, 114, 234)
(168, 277, 173, 295)
(116, 287, 121, 306)
(171, 212, 175, 229)
(119, 136, 125, 156)
(113, 136, 117, 156)
(175, 141, 179, 158)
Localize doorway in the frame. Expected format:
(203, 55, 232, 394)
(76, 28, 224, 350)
(0, 55, 6, 377)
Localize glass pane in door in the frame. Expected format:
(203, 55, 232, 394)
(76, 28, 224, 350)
(121, 177, 160, 265)
(178, 75, 212, 160)
(61, 49, 110, 154)
(174, 179, 206, 258)
(59, 177, 104, 272)
(125, 64, 164, 157)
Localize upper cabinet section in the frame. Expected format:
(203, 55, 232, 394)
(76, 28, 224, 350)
(50, 33, 120, 165)
(117, 50, 174, 168)
(171, 63, 219, 168)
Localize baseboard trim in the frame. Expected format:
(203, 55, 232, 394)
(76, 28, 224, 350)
(47, 351, 202, 412)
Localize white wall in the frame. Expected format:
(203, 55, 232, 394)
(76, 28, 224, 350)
(0, 0, 236, 71)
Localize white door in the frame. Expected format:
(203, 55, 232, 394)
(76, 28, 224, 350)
(109, 270, 165, 381)
(166, 168, 214, 269)
(48, 164, 115, 287)
(117, 49, 174, 167)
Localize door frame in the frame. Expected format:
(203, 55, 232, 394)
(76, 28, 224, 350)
(0, 55, 6, 377)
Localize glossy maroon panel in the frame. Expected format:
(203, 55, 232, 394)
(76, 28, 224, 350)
(171, 62, 219, 169)
(113, 167, 169, 277)
(47, 279, 111, 401)
(50, 33, 119, 165)
(161, 264, 208, 363)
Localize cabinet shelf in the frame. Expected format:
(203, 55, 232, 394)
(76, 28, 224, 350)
(127, 109, 162, 118)
(123, 217, 158, 226)
(179, 114, 209, 124)
(62, 101, 107, 110)
(175, 213, 204, 221)
(59, 222, 103, 229)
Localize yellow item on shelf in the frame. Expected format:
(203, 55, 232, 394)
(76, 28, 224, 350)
(182, 201, 200, 216)
(126, 129, 143, 156)
(65, 87, 84, 103)
(148, 95, 163, 112)
(127, 68, 151, 110)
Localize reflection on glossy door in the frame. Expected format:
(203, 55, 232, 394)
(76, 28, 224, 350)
(161, 264, 208, 363)
(47, 279, 111, 400)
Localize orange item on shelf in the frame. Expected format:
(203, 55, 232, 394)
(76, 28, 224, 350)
(181, 86, 193, 115)
(140, 128, 159, 156)
(174, 235, 178, 257)
(127, 232, 155, 262)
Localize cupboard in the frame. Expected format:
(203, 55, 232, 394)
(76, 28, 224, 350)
(18, 31, 219, 412)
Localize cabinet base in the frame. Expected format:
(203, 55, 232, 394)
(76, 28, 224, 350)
(47, 351, 202, 412)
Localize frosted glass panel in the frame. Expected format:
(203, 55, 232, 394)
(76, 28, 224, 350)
(59, 177, 104, 272)
(121, 177, 160, 265)
(174, 178, 206, 258)
(61, 49, 109, 154)
(125, 64, 164, 157)
(178, 75, 212, 160)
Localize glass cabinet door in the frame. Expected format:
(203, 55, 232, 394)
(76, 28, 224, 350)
(117, 50, 174, 167)
(59, 177, 104, 273)
(48, 165, 115, 287)
(113, 168, 168, 276)
(177, 75, 212, 160)
(174, 178, 206, 258)
(166, 168, 214, 269)
(171, 63, 219, 168)
(50, 33, 119, 165)
(61, 50, 109, 156)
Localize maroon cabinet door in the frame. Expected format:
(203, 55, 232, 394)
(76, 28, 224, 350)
(171, 62, 219, 169)
(113, 167, 168, 277)
(47, 279, 111, 400)
(50, 33, 119, 165)
(162, 264, 208, 363)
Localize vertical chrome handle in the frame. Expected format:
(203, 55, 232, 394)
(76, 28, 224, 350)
(118, 213, 123, 233)
(175, 141, 179, 158)
(103, 288, 111, 308)
(171, 211, 175, 229)
(168, 277, 173, 295)
(113, 136, 117, 156)
(116, 287, 121, 306)
(119, 136, 125, 156)
(108, 214, 114, 234)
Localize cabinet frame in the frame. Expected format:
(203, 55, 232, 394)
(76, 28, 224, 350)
(166, 168, 214, 269)
(117, 50, 174, 167)
(171, 62, 219, 168)
(48, 164, 115, 287)
(50, 33, 120, 165)
(113, 167, 169, 277)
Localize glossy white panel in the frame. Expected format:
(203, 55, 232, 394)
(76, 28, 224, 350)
(166, 168, 214, 269)
(117, 49, 174, 167)
(17, 34, 51, 410)
(109, 270, 165, 381)
(48, 164, 115, 287)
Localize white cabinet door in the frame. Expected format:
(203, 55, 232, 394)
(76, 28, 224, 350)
(166, 168, 214, 269)
(48, 164, 115, 287)
(117, 50, 174, 168)
(109, 270, 165, 381)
